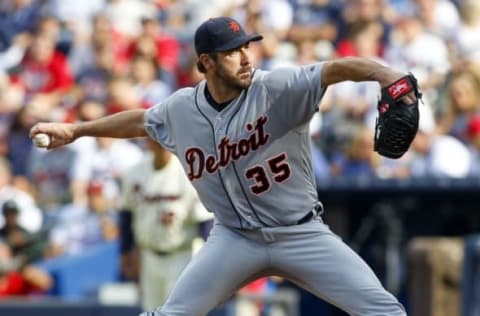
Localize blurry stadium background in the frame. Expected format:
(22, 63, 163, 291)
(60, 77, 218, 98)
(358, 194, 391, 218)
(0, 0, 480, 315)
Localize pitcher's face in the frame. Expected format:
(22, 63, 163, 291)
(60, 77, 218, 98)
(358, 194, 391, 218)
(212, 43, 253, 90)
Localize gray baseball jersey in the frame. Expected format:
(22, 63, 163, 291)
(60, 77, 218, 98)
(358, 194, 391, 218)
(145, 63, 324, 229)
(141, 63, 406, 316)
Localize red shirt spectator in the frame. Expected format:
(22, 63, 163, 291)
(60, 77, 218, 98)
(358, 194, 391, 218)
(126, 17, 180, 74)
(336, 21, 385, 58)
(0, 271, 33, 296)
(10, 33, 73, 95)
(91, 14, 131, 76)
(0, 267, 53, 297)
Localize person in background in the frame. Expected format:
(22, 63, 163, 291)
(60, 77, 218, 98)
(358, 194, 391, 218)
(0, 238, 52, 297)
(0, 158, 43, 234)
(10, 30, 74, 100)
(409, 102, 472, 178)
(437, 69, 480, 142)
(119, 137, 213, 311)
(465, 115, 480, 176)
(45, 180, 118, 258)
(0, 200, 48, 264)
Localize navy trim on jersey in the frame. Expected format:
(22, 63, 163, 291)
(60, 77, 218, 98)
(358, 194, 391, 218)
(224, 84, 271, 227)
(204, 85, 234, 112)
(194, 85, 245, 229)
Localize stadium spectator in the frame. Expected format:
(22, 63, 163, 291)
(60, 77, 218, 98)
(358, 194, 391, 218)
(75, 99, 143, 208)
(72, 43, 115, 104)
(104, 0, 157, 39)
(450, 0, 480, 69)
(0, 158, 42, 234)
(341, 0, 394, 59)
(385, 11, 450, 110)
(67, 11, 130, 89)
(10, 31, 74, 100)
(26, 135, 95, 214)
(336, 20, 386, 58)
(5, 101, 40, 177)
(252, 0, 294, 41)
(0, 0, 41, 52)
(413, 0, 460, 39)
(175, 46, 205, 88)
(130, 56, 172, 108)
(90, 136, 143, 208)
(0, 72, 24, 120)
(289, 0, 343, 45)
(466, 115, 480, 176)
(437, 70, 480, 142)
(45, 180, 118, 257)
(330, 126, 379, 179)
(42, 0, 106, 38)
(232, 277, 282, 316)
(0, 32, 31, 72)
(309, 112, 331, 182)
(106, 76, 143, 114)
(409, 102, 472, 178)
(0, 240, 53, 297)
(0, 200, 48, 264)
(127, 15, 181, 81)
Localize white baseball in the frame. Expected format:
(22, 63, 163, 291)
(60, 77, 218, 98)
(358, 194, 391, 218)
(32, 133, 51, 148)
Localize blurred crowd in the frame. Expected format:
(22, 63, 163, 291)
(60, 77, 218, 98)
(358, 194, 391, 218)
(0, 0, 479, 298)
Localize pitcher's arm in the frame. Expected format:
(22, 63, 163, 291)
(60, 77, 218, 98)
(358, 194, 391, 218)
(321, 57, 417, 105)
(30, 109, 147, 149)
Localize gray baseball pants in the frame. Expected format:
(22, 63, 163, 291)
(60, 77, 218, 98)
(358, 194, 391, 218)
(141, 218, 406, 316)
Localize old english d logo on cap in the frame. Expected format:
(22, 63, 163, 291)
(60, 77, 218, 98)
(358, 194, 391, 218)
(229, 21, 240, 32)
(194, 17, 263, 55)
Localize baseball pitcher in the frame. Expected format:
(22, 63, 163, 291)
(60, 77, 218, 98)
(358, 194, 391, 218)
(30, 17, 420, 316)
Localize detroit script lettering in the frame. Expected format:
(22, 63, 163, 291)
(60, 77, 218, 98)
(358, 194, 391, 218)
(185, 115, 269, 180)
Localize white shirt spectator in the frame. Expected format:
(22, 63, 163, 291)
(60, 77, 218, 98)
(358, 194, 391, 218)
(91, 139, 143, 180)
(262, 0, 294, 35)
(0, 43, 25, 71)
(90, 138, 144, 205)
(48, 203, 115, 255)
(385, 28, 450, 86)
(453, 24, 480, 64)
(0, 187, 43, 233)
(43, 0, 106, 35)
(410, 134, 472, 178)
(451, 0, 480, 64)
(105, 0, 157, 38)
(421, 0, 460, 39)
(27, 138, 96, 211)
(134, 81, 172, 108)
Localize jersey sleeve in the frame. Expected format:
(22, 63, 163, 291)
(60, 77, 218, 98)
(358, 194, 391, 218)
(144, 102, 177, 154)
(261, 63, 327, 127)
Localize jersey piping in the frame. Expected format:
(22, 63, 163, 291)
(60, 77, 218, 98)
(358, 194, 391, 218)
(224, 86, 271, 227)
(194, 85, 245, 229)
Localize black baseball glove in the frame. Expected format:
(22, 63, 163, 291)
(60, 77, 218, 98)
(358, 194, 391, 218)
(374, 73, 422, 159)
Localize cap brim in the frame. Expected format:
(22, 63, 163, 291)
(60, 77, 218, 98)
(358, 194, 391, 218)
(214, 34, 263, 52)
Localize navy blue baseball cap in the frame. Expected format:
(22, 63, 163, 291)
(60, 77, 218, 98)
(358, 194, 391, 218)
(194, 17, 263, 55)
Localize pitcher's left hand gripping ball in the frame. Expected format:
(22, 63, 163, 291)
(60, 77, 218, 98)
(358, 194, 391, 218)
(374, 73, 422, 159)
